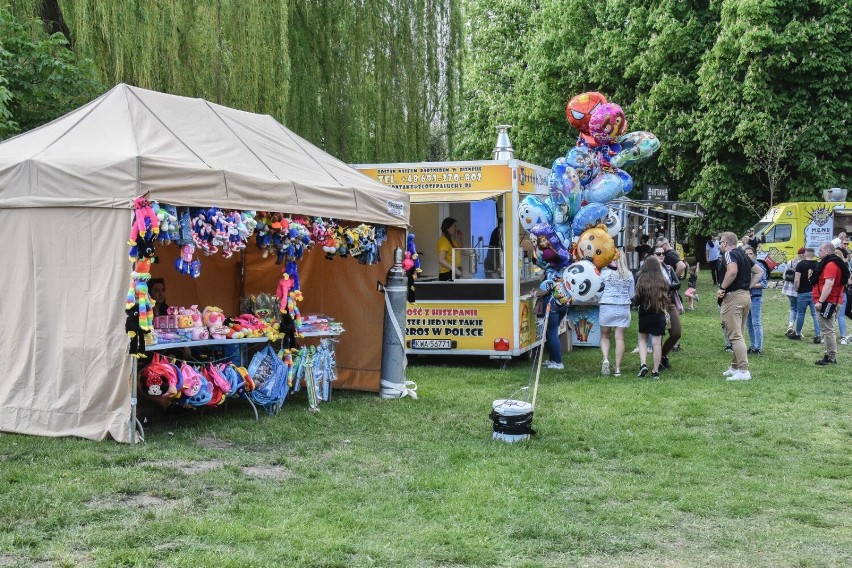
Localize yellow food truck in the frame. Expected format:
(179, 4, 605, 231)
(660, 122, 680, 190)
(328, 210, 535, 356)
(355, 157, 553, 359)
(750, 191, 852, 274)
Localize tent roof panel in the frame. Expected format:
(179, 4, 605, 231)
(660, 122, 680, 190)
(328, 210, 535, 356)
(0, 84, 409, 227)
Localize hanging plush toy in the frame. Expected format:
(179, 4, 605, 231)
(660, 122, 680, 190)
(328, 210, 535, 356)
(174, 243, 201, 278)
(125, 304, 148, 358)
(128, 196, 160, 250)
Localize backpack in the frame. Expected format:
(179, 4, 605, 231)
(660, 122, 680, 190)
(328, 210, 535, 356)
(247, 344, 290, 414)
(783, 267, 795, 282)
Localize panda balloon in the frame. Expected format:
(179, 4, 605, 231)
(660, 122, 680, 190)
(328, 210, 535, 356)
(563, 260, 603, 302)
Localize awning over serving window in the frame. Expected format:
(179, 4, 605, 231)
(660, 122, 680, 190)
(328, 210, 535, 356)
(611, 198, 706, 219)
(408, 189, 507, 203)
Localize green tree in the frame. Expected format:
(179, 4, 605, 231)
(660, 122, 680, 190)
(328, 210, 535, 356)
(0, 5, 102, 140)
(7, 0, 461, 163)
(692, 0, 852, 231)
(453, 0, 535, 161)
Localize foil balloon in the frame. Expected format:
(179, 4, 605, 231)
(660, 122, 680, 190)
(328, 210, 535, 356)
(574, 224, 618, 269)
(566, 91, 608, 134)
(616, 168, 633, 195)
(518, 195, 553, 231)
(572, 203, 609, 236)
(589, 103, 628, 146)
(563, 259, 603, 302)
(610, 131, 660, 168)
(565, 145, 601, 187)
(604, 208, 622, 238)
(530, 223, 571, 270)
(585, 171, 625, 203)
(548, 158, 582, 224)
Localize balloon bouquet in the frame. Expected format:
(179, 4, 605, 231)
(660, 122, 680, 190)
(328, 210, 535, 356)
(519, 91, 660, 303)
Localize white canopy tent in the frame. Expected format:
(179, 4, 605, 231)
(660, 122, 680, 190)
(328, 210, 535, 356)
(0, 84, 409, 442)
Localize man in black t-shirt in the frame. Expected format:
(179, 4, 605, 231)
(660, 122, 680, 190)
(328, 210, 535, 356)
(717, 232, 762, 381)
(655, 237, 686, 278)
(790, 248, 820, 341)
(746, 229, 760, 250)
(634, 234, 651, 261)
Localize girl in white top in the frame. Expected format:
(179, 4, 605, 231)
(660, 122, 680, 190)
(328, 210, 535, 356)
(599, 253, 635, 377)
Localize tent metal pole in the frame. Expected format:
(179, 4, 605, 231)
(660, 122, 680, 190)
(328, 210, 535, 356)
(129, 356, 139, 444)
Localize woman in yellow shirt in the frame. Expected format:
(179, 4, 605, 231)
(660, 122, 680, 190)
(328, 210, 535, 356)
(438, 217, 463, 280)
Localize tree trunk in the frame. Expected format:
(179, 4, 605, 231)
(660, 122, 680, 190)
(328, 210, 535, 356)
(39, 0, 72, 47)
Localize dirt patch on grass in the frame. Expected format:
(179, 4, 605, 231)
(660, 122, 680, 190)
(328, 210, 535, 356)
(140, 459, 225, 474)
(195, 436, 234, 450)
(241, 464, 293, 480)
(89, 493, 173, 510)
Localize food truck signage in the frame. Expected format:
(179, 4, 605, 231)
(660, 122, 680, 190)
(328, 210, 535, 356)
(359, 164, 513, 192)
(643, 184, 669, 201)
(517, 164, 550, 194)
(406, 307, 486, 341)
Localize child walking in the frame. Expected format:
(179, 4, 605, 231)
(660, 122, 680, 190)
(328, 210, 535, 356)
(634, 255, 671, 379)
(684, 263, 699, 309)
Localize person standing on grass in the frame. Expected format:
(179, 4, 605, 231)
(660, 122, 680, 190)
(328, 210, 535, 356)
(599, 253, 635, 377)
(654, 237, 684, 369)
(746, 228, 760, 250)
(706, 234, 721, 285)
(791, 248, 820, 342)
(783, 248, 805, 337)
(633, 254, 669, 379)
(832, 235, 851, 345)
(532, 268, 570, 370)
(744, 246, 767, 355)
(685, 263, 699, 310)
(811, 242, 850, 365)
(717, 232, 761, 381)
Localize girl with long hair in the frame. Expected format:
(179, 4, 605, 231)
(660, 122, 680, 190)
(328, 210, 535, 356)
(599, 253, 634, 377)
(634, 255, 670, 378)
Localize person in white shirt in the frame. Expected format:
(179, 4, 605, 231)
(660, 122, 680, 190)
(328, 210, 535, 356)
(598, 254, 635, 377)
(706, 234, 721, 285)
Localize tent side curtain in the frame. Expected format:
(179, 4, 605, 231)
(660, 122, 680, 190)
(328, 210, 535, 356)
(0, 208, 132, 442)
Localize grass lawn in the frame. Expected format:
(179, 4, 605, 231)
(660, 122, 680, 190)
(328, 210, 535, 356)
(1, 278, 850, 567)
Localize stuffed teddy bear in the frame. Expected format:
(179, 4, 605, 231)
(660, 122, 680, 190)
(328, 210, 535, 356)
(573, 224, 618, 269)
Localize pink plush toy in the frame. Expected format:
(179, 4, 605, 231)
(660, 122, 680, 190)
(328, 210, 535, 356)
(188, 327, 209, 341)
(202, 307, 229, 340)
(175, 243, 196, 275)
(276, 273, 295, 314)
(128, 196, 160, 246)
(180, 364, 202, 397)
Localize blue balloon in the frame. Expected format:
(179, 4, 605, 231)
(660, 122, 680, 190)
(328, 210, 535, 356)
(518, 195, 554, 231)
(572, 203, 609, 236)
(616, 168, 633, 195)
(565, 145, 600, 187)
(585, 171, 624, 203)
(610, 131, 660, 168)
(548, 165, 582, 225)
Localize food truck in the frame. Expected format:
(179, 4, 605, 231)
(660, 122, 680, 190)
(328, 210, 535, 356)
(748, 189, 852, 275)
(355, 149, 554, 359)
